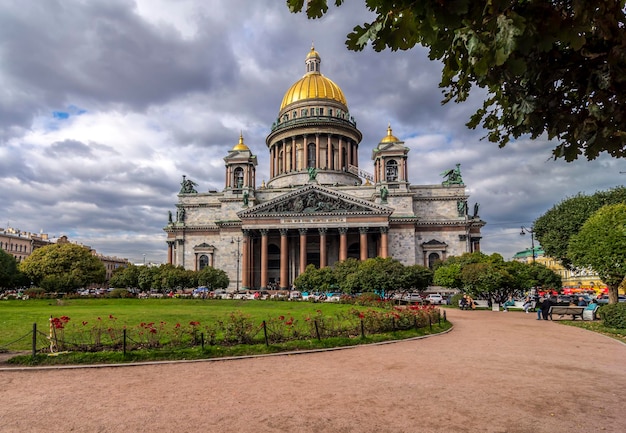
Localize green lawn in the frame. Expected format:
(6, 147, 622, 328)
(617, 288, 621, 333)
(0, 298, 374, 350)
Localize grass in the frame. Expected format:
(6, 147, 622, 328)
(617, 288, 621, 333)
(7, 325, 452, 367)
(0, 298, 362, 346)
(561, 319, 626, 343)
(0, 298, 451, 366)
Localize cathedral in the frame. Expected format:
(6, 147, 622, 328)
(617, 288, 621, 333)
(164, 47, 484, 291)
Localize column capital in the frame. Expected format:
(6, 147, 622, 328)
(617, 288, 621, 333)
(359, 227, 369, 234)
(299, 227, 308, 235)
(260, 228, 270, 236)
(379, 226, 389, 234)
(338, 227, 348, 235)
(279, 228, 289, 236)
(318, 227, 328, 235)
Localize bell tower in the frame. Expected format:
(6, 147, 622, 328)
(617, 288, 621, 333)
(224, 133, 257, 192)
(372, 125, 410, 191)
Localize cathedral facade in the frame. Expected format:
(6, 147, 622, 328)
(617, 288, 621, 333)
(164, 47, 484, 291)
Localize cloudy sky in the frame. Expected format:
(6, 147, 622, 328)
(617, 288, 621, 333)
(1, 0, 622, 265)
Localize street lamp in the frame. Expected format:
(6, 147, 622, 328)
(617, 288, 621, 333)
(520, 226, 536, 264)
(231, 237, 242, 292)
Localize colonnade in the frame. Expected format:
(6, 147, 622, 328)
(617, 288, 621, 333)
(269, 134, 358, 178)
(240, 226, 389, 290)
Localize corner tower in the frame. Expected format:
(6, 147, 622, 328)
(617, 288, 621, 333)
(265, 46, 363, 188)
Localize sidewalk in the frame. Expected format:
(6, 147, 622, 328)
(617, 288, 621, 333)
(1, 308, 624, 432)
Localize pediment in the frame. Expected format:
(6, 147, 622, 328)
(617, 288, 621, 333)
(238, 184, 392, 219)
(422, 239, 447, 248)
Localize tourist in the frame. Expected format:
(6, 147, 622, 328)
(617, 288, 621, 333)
(502, 296, 515, 312)
(522, 296, 533, 314)
(535, 297, 544, 320)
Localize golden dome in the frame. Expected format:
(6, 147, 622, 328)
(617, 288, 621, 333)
(232, 133, 249, 151)
(380, 124, 400, 143)
(279, 47, 347, 111)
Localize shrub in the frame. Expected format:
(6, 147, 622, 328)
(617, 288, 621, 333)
(24, 287, 46, 298)
(598, 303, 626, 329)
(450, 293, 465, 308)
(107, 288, 132, 298)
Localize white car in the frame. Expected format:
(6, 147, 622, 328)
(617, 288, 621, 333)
(425, 294, 444, 304)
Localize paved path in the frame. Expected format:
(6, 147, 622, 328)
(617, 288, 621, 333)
(1, 309, 624, 432)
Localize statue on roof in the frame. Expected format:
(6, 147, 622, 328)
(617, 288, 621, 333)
(380, 186, 388, 203)
(441, 163, 464, 186)
(307, 166, 318, 181)
(179, 175, 198, 194)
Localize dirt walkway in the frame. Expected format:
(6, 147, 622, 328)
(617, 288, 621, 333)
(1, 309, 624, 433)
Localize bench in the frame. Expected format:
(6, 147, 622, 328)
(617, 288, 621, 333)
(548, 306, 585, 320)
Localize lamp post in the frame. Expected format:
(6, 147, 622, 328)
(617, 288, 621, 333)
(231, 237, 242, 292)
(520, 226, 536, 264)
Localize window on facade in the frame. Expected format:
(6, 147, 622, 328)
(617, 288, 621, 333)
(307, 143, 316, 168)
(328, 109, 333, 117)
(319, 108, 324, 115)
(278, 150, 284, 173)
(234, 167, 244, 189)
(293, 110, 297, 118)
(428, 253, 440, 269)
(199, 255, 209, 270)
(386, 160, 398, 182)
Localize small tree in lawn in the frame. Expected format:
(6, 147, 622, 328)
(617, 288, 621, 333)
(568, 204, 626, 304)
(19, 243, 105, 292)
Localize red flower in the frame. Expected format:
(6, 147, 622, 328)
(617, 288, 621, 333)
(278, 315, 285, 321)
(82, 321, 88, 326)
(175, 323, 181, 328)
(189, 321, 200, 326)
(109, 314, 116, 320)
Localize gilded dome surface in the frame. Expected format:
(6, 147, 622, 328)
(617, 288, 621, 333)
(232, 133, 249, 151)
(380, 124, 400, 143)
(279, 47, 347, 111)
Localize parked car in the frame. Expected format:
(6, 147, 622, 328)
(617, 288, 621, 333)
(325, 293, 342, 302)
(425, 294, 444, 305)
(402, 293, 423, 304)
(288, 290, 302, 300)
(597, 295, 626, 304)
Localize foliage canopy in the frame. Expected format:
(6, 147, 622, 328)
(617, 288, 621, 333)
(534, 186, 626, 269)
(568, 203, 626, 303)
(18, 243, 106, 292)
(288, 0, 626, 161)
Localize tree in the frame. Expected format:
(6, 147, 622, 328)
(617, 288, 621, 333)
(534, 186, 626, 269)
(109, 263, 140, 289)
(0, 250, 26, 289)
(568, 204, 626, 303)
(18, 243, 106, 292)
(288, 0, 626, 161)
(354, 257, 406, 295)
(400, 264, 433, 292)
(197, 266, 229, 290)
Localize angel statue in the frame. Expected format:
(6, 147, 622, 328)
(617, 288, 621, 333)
(441, 163, 464, 186)
(179, 175, 198, 194)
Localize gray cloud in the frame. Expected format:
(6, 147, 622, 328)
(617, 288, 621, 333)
(0, 0, 621, 264)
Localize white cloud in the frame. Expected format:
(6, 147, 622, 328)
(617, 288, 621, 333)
(0, 0, 621, 264)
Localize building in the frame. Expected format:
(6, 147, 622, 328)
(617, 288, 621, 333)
(512, 247, 607, 293)
(0, 227, 52, 262)
(164, 47, 485, 291)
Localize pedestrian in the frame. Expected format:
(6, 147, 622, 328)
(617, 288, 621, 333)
(577, 296, 588, 307)
(535, 296, 544, 320)
(522, 296, 533, 314)
(541, 294, 553, 320)
(502, 296, 515, 312)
